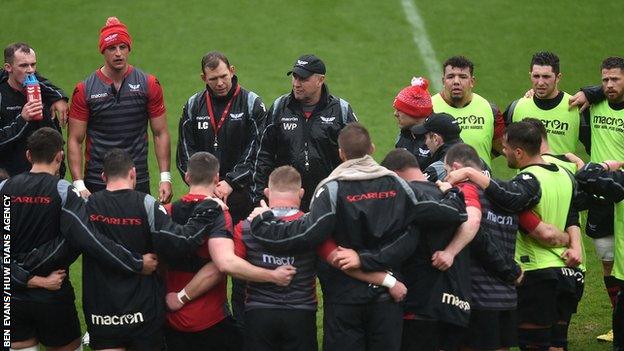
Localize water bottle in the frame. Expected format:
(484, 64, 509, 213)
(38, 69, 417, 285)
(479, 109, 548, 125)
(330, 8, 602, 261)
(23, 74, 43, 121)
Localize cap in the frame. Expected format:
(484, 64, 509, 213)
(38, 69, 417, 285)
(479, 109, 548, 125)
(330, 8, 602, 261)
(393, 77, 433, 118)
(287, 54, 326, 78)
(411, 112, 461, 140)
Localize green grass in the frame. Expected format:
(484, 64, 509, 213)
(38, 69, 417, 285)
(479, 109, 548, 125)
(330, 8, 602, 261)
(2, 1, 621, 349)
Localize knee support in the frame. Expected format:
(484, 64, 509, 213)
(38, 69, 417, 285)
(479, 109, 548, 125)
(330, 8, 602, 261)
(518, 328, 550, 351)
(550, 322, 569, 350)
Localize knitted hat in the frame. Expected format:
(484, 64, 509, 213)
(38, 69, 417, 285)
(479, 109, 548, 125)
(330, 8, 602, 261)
(99, 17, 132, 53)
(393, 77, 433, 118)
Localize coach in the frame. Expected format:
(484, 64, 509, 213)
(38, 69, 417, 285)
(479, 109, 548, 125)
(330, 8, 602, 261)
(251, 54, 357, 211)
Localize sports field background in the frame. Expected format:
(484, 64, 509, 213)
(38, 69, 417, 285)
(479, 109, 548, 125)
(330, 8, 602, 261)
(3, 1, 623, 349)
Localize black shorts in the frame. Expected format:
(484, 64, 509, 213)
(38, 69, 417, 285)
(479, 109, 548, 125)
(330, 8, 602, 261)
(586, 202, 614, 238)
(323, 302, 402, 351)
(90, 328, 163, 351)
(517, 267, 584, 326)
(12, 299, 81, 347)
(245, 308, 316, 351)
(165, 317, 241, 351)
(462, 309, 518, 349)
(401, 318, 464, 351)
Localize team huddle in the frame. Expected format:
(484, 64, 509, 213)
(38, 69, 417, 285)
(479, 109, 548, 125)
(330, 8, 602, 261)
(2, 16, 624, 351)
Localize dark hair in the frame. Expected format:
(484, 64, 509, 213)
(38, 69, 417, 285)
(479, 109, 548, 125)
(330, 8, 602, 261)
(381, 148, 420, 171)
(4, 42, 33, 64)
(531, 51, 560, 75)
(505, 121, 542, 156)
(444, 143, 482, 169)
(338, 123, 372, 159)
(522, 117, 547, 139)
(268, 166, 301, 192)
(0, 168, 9, 181)
(27, 127, 63, 163)
(201, 51, 230, 72)
(442, 56, 474, 75)
(601, 56, 624, 71)
(103, 149, 134, 179)
(187, 152, 219, 185)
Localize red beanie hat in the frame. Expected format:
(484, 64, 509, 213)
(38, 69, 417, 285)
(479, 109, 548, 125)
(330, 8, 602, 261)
(393, 77, 433, 118)
(99, 17, 132, 53)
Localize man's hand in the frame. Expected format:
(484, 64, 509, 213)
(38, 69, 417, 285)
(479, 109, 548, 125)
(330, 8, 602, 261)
(515, 270, 525, 286)
(569, 91, 589, 113)
(247, 200, 271, 221)
(444, 168, 470, 185)
(51, 99, 69, 126)
(564, 153, 585, 170)
(20, 100, 43, 121)
(210, 197, 229, 211)
(602, 160, 624, 171)
(28, 269, 67, 290)
(141, 253, 159, 275)
(215, 180, 233, 203)
(524, 88, 535, 99)
(159, 181, 173, 204)
(271, 265, 297, 286)
(388, 280, 407, 302)
(41, 269, 67, 290)
(165, 292, 185, 312)
(435, 180, 453, 193)
(79, 189, 92, 199)
(431, 250, 455, 271)
(332, 246, 361, 270)
(561, 247, 582, 268)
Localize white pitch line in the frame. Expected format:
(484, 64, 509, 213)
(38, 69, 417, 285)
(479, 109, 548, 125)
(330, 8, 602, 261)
(400, 0, 442, 91)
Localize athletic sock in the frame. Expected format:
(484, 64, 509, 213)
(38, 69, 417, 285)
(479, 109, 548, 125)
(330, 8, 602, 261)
(518, 328, 550, 351)
(615, 291, 623, 350)
(605, 275, 621, 309)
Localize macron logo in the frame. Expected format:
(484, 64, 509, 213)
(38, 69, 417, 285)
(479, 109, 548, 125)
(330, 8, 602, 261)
(90, 93, 108, 99)
(104, 33, 118, 43)
(441, 293, 470, 311)
(91, 312, 144, 326)
(297, 60, 308, 66)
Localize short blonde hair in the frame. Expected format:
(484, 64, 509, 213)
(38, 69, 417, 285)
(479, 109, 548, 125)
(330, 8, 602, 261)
(268, 166, 301, 192)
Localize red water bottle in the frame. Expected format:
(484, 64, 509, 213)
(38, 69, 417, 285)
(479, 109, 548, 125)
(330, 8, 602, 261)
(23, 74, 43, 121)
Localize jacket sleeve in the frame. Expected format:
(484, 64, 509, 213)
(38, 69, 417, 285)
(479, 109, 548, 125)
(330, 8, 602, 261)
(0, 115, 29, 151)
(226, 94, 267, 189)
(358, 225, 420, 272)
(580, 85, 605, 105)
(408, 185, 468, 224)
(250, 104, 278, 205)
(576, 163, 624, 203)
(36, 72, 68, 103)
(579, 108, 592, 155)
(12, 236, 80, 278)
(9, 261, 32, 288)
(250, 183, 335, 252)
(483, 173, 542, 213)
(502, 100, 518, 127)
(57, 181, 144, 274)
(176, 97, 199, 181)
(346, 103, 358, 123)
(147, 195, 224, 256)
(470, 229, 521, 283)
